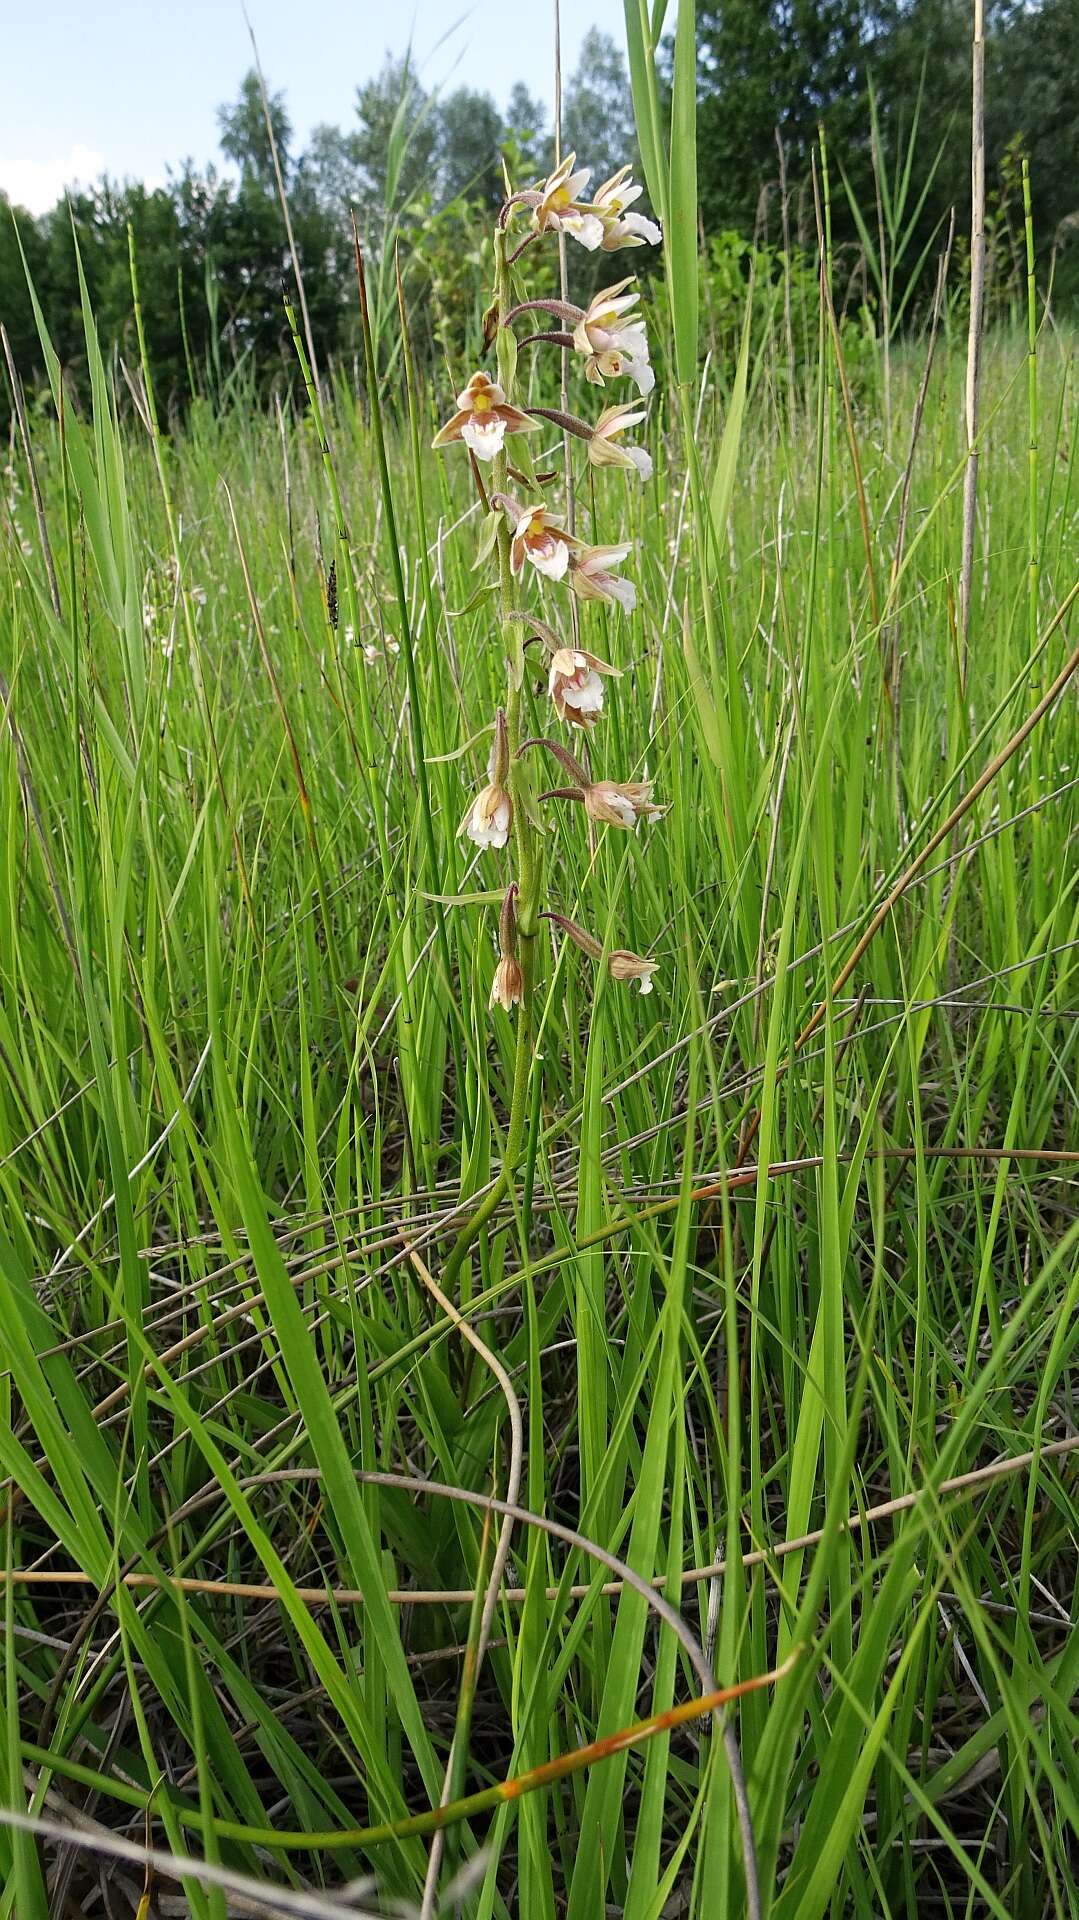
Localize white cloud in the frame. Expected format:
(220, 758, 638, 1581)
(0, 144, 107, 215)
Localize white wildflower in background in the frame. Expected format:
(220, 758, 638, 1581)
(362, 636, 400, 666)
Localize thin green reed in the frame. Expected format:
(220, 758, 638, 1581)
(281, 294, 388, 874)
(1022, 159, 1046, 927)
(283, 288, 432, 1181)
(3, 75, 1079, 1920)
(1023, 158, 1039, 660)
(353, 234, 465, 1164)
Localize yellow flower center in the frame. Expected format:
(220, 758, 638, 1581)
(472, 390, 493, 413)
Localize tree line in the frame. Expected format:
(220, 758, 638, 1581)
(1, 2, 1076, 425)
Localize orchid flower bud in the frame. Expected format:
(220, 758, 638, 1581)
(490, 883, 524, 1011)
(542, 910, 603, 960)
(459, 708, 513, 850)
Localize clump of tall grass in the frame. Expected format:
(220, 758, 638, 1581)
(0, 5, 1077, 1919)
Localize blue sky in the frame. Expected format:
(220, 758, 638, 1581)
(1, 0, 629, 213)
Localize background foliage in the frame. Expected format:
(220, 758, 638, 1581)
(2, 0, 1078, 430)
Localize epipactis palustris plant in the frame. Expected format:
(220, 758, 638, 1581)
(432, 152, 663, 1270)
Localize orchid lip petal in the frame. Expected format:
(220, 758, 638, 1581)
(562, 676, 605, 713)
(622, 212, 662, 242)
(529, 541, 571, 581)
(462, 415, 508, 460)
(565, 213, 605, 250)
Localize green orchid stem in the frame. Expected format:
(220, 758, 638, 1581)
(432, 231, 543, 1864)
(442, 916, 536, 1294)
(442, 229, 543, 1299)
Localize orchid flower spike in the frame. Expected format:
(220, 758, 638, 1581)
(588, 403, 653, 482)
(460, 708, 513, 850)
(548, 646, 621, 728)
(498, 495, 584, 584)
(490, 883, 524, 1011)
(432, 371, 539, 463)
(543, 911, 659, 994)
(573, 280, 654, 396)
(592, 166, 663, 250)
(531, 153, 605, 249)
(569, 543, 637, 613)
